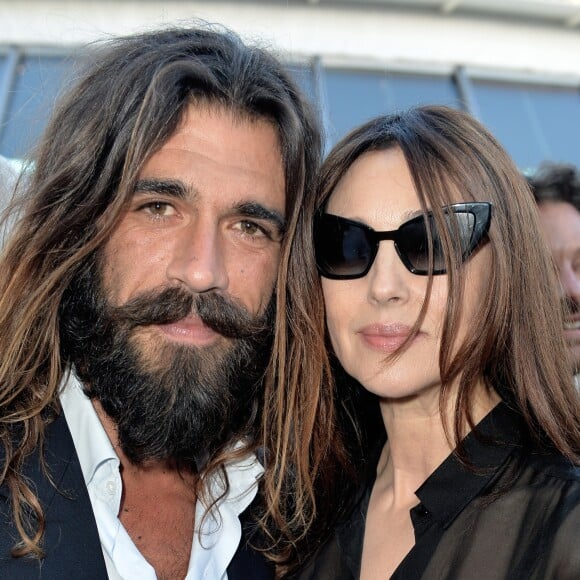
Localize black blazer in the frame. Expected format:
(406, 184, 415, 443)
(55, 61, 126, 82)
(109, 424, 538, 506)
(0, 413, 274, 579)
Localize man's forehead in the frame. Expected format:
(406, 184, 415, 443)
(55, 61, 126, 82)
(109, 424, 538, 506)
(177, 100, 281, 145)
(154, 103, 283, 172)
(538, 200, 580, 252)
(538, 200, 580, 228)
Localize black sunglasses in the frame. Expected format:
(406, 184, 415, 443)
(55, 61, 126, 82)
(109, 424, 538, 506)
(314, 202, 492, 279)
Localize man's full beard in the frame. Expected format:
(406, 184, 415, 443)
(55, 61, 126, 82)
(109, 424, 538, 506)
(59, 259, 274, 472)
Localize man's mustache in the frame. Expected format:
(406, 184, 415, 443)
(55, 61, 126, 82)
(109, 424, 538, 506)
(107, 287, 272, 339)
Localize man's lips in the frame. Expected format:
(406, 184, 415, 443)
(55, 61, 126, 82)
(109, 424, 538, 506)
(156, 316, 220, 345)
(357, 323, 419, 353)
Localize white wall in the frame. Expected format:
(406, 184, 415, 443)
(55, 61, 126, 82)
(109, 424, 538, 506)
(1, 1, 580, 81)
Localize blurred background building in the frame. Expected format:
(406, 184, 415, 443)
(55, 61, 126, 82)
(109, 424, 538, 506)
(2, 0, 580, 170)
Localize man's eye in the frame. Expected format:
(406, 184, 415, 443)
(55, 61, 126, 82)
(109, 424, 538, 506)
(237, 220, 268, 237)
(139, 201, 175, 217)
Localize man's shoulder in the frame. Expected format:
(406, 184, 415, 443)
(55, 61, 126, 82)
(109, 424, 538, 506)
(0, 412, 76, 493)
(228, 531, 275, 580)
(227, 499, 276, 580)
(0, 413, 108, 579)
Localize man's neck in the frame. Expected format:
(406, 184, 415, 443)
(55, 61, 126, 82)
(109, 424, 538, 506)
(92, 399, 198, 580)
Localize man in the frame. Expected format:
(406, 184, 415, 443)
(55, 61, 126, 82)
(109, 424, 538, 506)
(0, 26, 321, 578)
(528, 163, 580, 388)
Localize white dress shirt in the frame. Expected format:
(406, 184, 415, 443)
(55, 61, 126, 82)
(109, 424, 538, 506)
(60, 375, 264, 580)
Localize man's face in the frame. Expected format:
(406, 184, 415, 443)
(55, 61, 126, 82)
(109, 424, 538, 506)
(62, 103, 286, 468)
(102, 103, 286, 370)
(537, 200, 580, 371)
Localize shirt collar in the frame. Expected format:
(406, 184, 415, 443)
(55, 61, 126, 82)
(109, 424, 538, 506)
(59, 372, 119, 487)
(414, 401, 526, 530)
(190, 449, 264, 579)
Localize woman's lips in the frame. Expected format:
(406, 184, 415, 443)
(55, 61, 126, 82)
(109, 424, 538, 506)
(358, 323, 419, 353)
(156, 316, 219, 345)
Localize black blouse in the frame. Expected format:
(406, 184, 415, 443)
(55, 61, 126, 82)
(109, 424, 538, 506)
(296, 402, 580, 579)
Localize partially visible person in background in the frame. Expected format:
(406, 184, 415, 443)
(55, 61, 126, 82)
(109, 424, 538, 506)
(528, 163, 580, 388)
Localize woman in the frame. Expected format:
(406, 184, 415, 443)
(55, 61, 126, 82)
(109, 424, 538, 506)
(291, 106, 580, 579)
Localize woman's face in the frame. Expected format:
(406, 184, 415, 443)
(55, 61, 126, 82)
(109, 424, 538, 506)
(321, 147, 490, 405)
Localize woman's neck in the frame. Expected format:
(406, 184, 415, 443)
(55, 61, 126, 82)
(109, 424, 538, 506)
(375, 380, 500, 507)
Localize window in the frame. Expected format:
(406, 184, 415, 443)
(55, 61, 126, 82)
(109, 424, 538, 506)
(0, 52, 71, 159)
(322, 68, 461, 145)
(472, 80, 580, 170)
(1, 45, 580, 173)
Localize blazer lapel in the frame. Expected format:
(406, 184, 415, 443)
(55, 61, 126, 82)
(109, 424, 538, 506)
(227, 512, 275, 580)
(0, 412, 109, 579)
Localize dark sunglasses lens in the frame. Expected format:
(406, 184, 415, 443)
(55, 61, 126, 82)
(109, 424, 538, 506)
(315, 215, 373, 278)
(397, 212, 475, 274)
(396, 216, 442, 273)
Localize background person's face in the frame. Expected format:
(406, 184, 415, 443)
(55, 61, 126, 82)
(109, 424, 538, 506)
(101, 103, 286, 369)
(537, 200, 580, 371)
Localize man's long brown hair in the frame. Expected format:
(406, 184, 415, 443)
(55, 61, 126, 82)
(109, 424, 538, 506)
(0, 25, 340, 570)
(285, 107, 580, 542)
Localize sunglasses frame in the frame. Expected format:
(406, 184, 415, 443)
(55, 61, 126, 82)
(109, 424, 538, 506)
(314, 202, 492, 279)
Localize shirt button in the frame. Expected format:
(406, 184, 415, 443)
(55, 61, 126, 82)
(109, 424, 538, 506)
(106, 480, 117, 495)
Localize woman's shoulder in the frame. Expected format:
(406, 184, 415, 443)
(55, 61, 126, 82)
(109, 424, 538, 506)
(515, 440, 580, 486)
(525, 450, 580, 483)
(486, 402, 580, 489)
(514, 452, 580, 577)
(502, 446, 580, 520)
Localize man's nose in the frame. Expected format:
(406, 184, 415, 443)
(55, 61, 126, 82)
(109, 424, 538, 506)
(166, 218, 229, 294)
